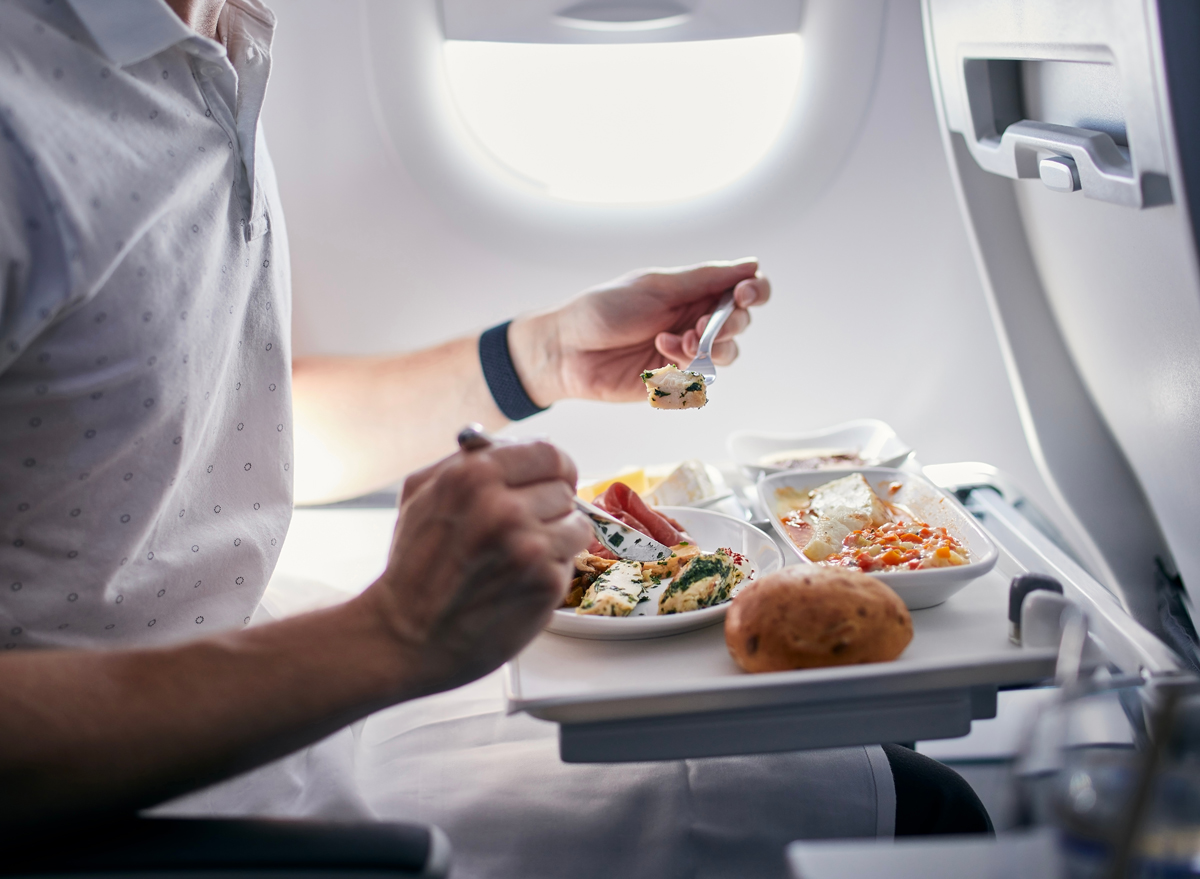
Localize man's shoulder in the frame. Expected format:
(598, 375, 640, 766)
(0, 1, 116, 148)
(0, 0, 98, 63)
(0, 2, 189, 373)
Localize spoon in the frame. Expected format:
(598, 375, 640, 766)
(684, 289, 737, 386)
(456, 424, 671, 563)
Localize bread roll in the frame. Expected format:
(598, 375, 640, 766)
(725, 566, 912, 672)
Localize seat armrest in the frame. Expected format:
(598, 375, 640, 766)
(4, 818, 450, 878)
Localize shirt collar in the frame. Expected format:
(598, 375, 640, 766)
(66, 0, 227, 67)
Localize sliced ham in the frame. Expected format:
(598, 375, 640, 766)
(592, 481, 686, 547)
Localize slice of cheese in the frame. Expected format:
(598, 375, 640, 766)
(641, 365, 707, 410)
(577, 469, 648, 503)
(801, 473, 891, 561)
(644, 460, 716, 506)
(658, 550, 744, 615)
(577, 560, 647, 616)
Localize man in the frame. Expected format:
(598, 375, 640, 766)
(0, 0, 766, 817)
(0, 0, 989, 871)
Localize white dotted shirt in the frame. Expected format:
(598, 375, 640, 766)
(0, 0, 292, 649)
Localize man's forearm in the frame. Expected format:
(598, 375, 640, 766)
(0, 594, 410, 826)
(292, 337, 508, 504)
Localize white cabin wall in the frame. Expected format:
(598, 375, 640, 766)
(262, 0, 1056, 516)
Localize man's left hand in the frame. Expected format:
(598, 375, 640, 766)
(508, 258, 770, 407)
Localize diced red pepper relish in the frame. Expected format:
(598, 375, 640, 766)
(717, 547, 749, 568)
(824, 520, 968, 572)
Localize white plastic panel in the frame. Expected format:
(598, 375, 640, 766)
(929, 0, 1174, 208)
(442, 0, 802, 44)
(1015, 179, 1200, 616)
(787, 830, 1059, 879)
(1022, 59, 1127, 146)
(924, 0, 1200, 626)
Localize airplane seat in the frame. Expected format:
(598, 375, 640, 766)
(924, 0, 1200, 640)
(3, 817, 450, 878)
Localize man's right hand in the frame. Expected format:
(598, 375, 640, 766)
(361, 440, 592, 696)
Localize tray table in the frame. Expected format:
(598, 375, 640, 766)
(505, 473, 1177, 764)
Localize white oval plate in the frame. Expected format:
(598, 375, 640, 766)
(727, 419, 912, 481)
(547, 506, 784, 641)
(758, 467, 998, 610)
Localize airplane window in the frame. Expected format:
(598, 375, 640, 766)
(442, 34, 803, 204)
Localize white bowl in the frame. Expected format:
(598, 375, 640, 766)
(758, 467, 998, 609)
(547, 506, 784, 641)
(727, 419, 912, 481)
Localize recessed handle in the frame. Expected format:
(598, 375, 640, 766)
(958, 59, 1170, 208)
(982, 120, 1145, 206)
(554, 2, 691, 32)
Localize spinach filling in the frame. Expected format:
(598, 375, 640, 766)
(580, 562, 648, 613)
(661, 554, 735, 607)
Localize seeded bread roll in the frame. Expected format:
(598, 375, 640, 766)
(725, 566, 912, 672)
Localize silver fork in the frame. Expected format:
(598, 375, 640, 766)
(571, 497, 671, 562)
(684, 289, 737, 386)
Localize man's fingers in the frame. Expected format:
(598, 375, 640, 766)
(545, 511, 593, 561)
(720, 308, 751, 340)
(656, 322, 741, 363)
(711, 339, 739, 366)
(734, 276, 770, 308)
(694, 307, 751, 340)
(487, 440, 578, 488)
(653, 330, 702, 362)
(513, 480, 576, 523)
(655, 332, 687, 362)
(680, 329, 700, 359)
(649, 258, 759, 303)
(401, 455, 453, 503)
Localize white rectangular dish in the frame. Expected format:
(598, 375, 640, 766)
(758, 467, 998, 609)
(727, 419, 912, 480)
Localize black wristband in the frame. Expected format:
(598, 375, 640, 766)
(479, 321, 548, 421)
